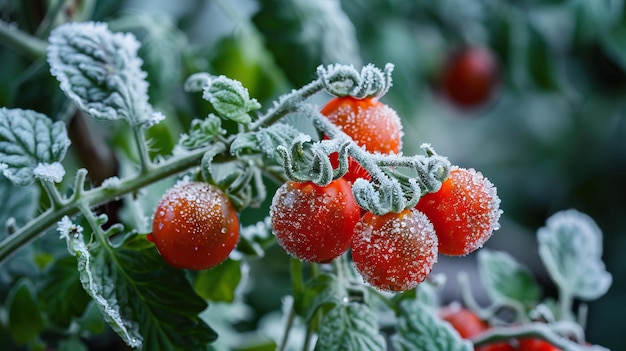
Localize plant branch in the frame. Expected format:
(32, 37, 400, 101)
(0, 143, 224, 265)
(0, 20, 47, 59)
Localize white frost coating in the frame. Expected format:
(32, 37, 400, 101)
(143, 111, 166, 129)
(47, 22, 153, 126)
(101, 176, 121, 190)
(537, 209, 612, 301)
(58, 217, 143, 348)
(33, 162, 65, 183)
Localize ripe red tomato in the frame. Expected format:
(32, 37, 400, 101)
(270, 178, 361, 263)
(150, 182, 240, 270)
(439, 305, 488, 339)
(517, 339, 562, 351)
(351, 209, 437, 292)
(321, 96, 403, 183)
(415, 167, 501, 256)
(476, 342, 515, 351)
(440, 46, 499, 108)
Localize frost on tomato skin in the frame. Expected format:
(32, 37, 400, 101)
(321, 96, 403, 182)
(415, 167, 502, 256)
(351, 209, 438, 292)
(270, 179, 361, 263)
(151, 182, 240, 270)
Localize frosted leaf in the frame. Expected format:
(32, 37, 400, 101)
(314, 303, 386, 351)
(392, 300, 472, 351)
(178, 115, 225, 150)
(230, 122, 300, 159)
(202, 75, 261, 124)
(47, 22, 154, 127)
(538, 209, 612, 301)
(57, 218, 143, 348)
(477, 249, 541, 306)
(0, 108, 70, 186)
(33, 162, 65, 183)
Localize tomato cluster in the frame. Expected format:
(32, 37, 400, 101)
(148, 95, 501, 290)
(440, 306, 563, 351)
(270, 96, 502, 292)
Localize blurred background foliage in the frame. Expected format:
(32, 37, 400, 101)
(0, 0, 625, 350)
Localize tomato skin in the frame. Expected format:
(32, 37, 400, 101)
(270, 178, 361, 263)
(151, 182, 240, 270)
(517, 339, 562, 351)
(440, 305, 488, 339)
(415, 167, 501, 256)
(441, 46, 499, 108)
(351, 209, 437, 292)
(321, 96, 403, 183)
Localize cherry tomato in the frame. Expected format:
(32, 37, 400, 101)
(351, 209, 437, 292)
(415, 167, 501, 256)
(439, 305, 488, 339)
(517, 338, 562, 351)
(270, 178, 361, 263)
(150, 182, 239, 270)
(440, 46, 500, 108)
(476, 342, 515, 351)
(321, 96, 403, 183)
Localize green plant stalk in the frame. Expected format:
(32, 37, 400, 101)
(0, 20, 47, 59)
(0, 143, 221, 265)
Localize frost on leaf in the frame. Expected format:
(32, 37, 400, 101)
(231, 123, 301, 159)
(392, 300, 472, 351)
(0, 108, 70, 186)
(202, 75, 261, 124)
(477, 249, 541, 306)
(57, 217, 143, 349)
(314, 303, 386, 351)
(537, 209, 612, 301)
(47, 21, 159, 127)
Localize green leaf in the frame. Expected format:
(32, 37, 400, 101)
(391, 300, 472, 351)
(6, 278, 46, 345)
(537, 209, 612, 301)
(203, 76, 261, 125)
(61, 224, 217, 350)
(230, 123, 301, 159)
(58, 337, 89, 351)
(313, 303, 386, 351)
(194, 259, 242, 303)
(0, 108, 70, 185)
(0, 176, 38, 236)
(477, 249, 541, 306)
(39, 255, 91, 328)
(295, 273, 342, 323)
(47, 22, 158, 127)
(252, 0, 361, 86)
(178, 115, 225, 150)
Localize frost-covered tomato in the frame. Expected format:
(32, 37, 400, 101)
(415, 167, 501, 256)
(270, 178, 361, 263)
(351, 209, 437, 292)
(321, 96, 403, 182)
(150, 182, 239, 270)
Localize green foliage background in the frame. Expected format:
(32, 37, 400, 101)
(0, 0, 624, 350)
